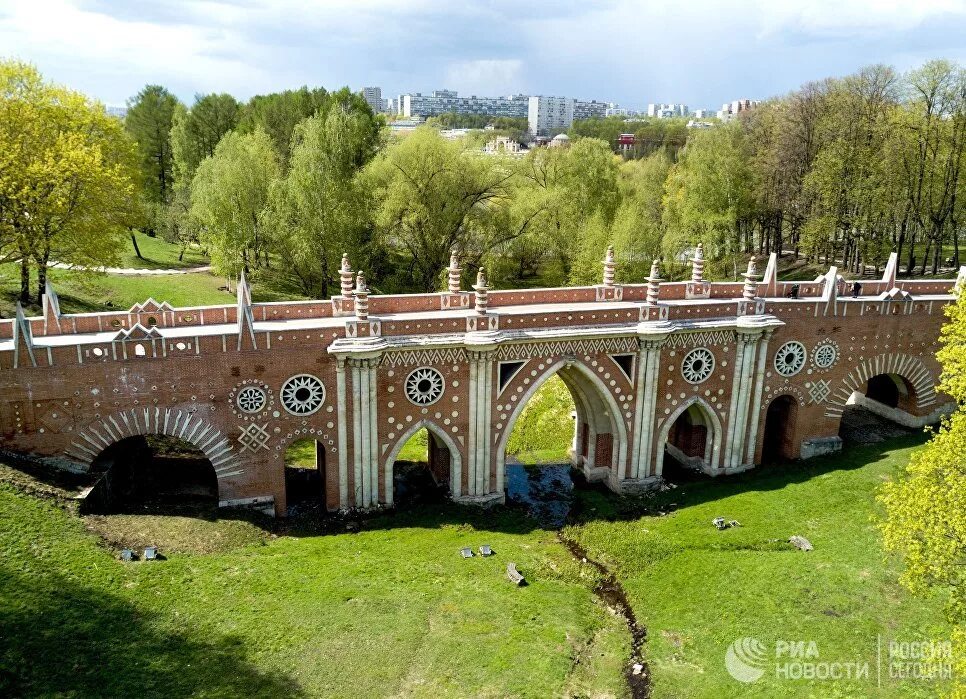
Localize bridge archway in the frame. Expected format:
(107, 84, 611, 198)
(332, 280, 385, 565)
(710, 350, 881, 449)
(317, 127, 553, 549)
(496, 358, 628, 489)
(383, 419, 462, 506)
(826, 353, 939, 427)
(656, 397, 722, 476)
(85, 434, 218, 513)
(761, 394, 800, 463)
(283, 437, 328, 514)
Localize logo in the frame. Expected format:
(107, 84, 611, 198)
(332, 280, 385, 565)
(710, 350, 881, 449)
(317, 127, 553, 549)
(726, 637, 768, 683)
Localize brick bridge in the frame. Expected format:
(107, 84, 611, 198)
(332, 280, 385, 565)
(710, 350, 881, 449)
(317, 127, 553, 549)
(0, 249, 959, 515)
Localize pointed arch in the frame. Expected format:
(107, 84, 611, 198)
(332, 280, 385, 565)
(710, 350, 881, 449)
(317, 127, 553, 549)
(68, 408, 239, 480)
(383, 419, 463, 505)
(495, 357, 628, 493)
(655, 396, 723, 476)
(825, 353, 938, 419)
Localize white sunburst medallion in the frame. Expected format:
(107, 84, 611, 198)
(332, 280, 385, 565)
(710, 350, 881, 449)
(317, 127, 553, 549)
(406, 367, 445, 405)
(775, 341, 807, 377)
(681, 347, 715, 384)
(813, 341, 838, 369)
(280, 374, 325, 415)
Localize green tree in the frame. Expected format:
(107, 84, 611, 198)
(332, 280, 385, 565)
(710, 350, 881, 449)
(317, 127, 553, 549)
(268, 105, 382, 297)
(880, 289, 966, 689)
(366, 128, 517, 292)
(0, 60, 139, 305)
(171, 93, 240, 186)
(190, 129, 279, 281)
(125, 85, 179, 206)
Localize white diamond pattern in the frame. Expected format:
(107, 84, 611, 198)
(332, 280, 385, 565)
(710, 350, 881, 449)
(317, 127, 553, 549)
(238, 422, 270, 452)
(809, 380, 831, 404)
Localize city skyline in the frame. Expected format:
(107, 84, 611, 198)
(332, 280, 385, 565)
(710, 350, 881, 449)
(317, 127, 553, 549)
(1, 0, 964, 110)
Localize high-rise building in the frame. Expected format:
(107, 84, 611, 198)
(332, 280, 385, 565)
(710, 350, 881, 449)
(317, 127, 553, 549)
(646, 103, 689, 119)
(362, 86, 384, 114)
(716, 98, 759, 122)
(528, 96, 575, 136)
(574, 99, 607, 120)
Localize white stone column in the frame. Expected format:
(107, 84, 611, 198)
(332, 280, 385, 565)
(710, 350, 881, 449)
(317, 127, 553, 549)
(367, 358, 379, 506)
(350, 359, 364, 506)
(724, 332, 759, 469)
(336, 358, 349, 507)
(743, 330, 773, 465)
(631, 337, 664, 479)
(465, 350, 494, 498)
(466, 357, 478, 496)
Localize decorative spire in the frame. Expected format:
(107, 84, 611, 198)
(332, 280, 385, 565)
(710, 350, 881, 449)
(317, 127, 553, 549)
(237, 271, 256, 350)
(602, 245, 616, 287)
(447, 251, 462, 294)
(645, 259, 662, 306)
(354, 271, 369, 320)
(473, 267, 489, 315)
(742, 256, 760, 301)
(340, 253, 354, 297)
(42, 280, 62, 334)
(13, 301, 36, 368)
(691, 243, 705, 284)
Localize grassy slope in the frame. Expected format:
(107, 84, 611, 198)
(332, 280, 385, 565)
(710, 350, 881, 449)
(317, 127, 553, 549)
(0, 489, 627, 699)
(506, 375, 575, 464)
(0, 234, 305, 317)
(569, 434, 952, 698)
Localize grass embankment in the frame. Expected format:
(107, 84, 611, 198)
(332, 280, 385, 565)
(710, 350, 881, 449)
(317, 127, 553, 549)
(569, 434, 952, 698)
(0, 233, 306, 317)
(0, 472, 627, 698)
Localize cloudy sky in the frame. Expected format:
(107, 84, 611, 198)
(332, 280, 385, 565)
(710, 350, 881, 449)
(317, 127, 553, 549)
(1, 0, 964, 109)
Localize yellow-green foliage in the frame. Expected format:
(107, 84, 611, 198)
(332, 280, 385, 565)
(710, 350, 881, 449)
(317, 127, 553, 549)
(506, 376, 575, 460)
(879, 290, 966, 688)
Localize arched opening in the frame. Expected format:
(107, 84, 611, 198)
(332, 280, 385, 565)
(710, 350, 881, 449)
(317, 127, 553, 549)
(656, 399, 720, 479)
(840, 373, 920, 443)
(84, 435, 217, 514)
(390, 425, 453, 506)
(761, 395, 799, 463)
(284, 438, 327, 515)
(497, 360, 626, 496)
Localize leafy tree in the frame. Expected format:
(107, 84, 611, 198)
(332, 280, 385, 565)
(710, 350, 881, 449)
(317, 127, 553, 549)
(880, 289, 966, 689)
(238, 87, 330, 159)
(125, 85, 180, 206)
(171, 93, 240, 186)
(190, 129, 279, 280)
(268, 105, 382, 297)
(0, 60, 139, 305)
(366, 128, 517, 292)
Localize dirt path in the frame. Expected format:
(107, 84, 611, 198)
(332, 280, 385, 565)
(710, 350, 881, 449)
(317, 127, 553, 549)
(48, 262, 212, 276)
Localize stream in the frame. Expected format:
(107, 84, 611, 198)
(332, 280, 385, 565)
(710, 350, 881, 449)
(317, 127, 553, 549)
(505, 462, 651, 698)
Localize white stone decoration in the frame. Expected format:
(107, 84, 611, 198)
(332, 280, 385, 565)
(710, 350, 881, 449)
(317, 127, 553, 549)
(681, 347, 715, 384)
(280, 374, 325, 415)
(812, 341, 838, 369)
(809, 379, 832, 404)
(775, 341, 807, 377)
(236, 386, 267, 414)
(238, 422, 271, 452)
(405, 367, 445, 406)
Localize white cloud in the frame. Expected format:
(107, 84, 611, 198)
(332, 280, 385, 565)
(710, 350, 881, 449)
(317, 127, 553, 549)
(444, 59, 523, 96)
(754, 0, 966, 37)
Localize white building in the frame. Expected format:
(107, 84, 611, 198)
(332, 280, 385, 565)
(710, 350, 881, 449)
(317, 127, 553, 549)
(647, 103, 689, 118)
(397, 90, 529, 119)
(528, 96, 575, 136)
(362, 87, 384, 114)
(717, 99, 759, 122)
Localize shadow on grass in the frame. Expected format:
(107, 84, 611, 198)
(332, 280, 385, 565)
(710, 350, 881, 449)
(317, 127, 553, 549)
(0, 567, 306, 698)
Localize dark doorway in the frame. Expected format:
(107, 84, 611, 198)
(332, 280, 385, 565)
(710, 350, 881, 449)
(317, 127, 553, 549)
(866, 374, 900, 408)
(85, 435, 217, 514)
(284, 439, 326, 514)
(762, 395, 798, 463)
(393, 427, 452, 506)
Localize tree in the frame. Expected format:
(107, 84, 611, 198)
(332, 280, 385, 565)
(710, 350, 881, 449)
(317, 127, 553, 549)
(366, 128, 517, 292)
(268, 105, 382, 297)
(238, 87, 330, 159)
(190, 129, 279, 280)
(0, 60, 139, 305)
(880, 289, 966, 689)
(171, 93, 240, 186)
(125, 85, 179, 207)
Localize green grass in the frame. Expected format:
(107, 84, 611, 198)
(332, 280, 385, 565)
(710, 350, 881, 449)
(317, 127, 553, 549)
(568, 434, 953, 698)
(0, 485, 627, 698)
(397, 428, 429, 462)
(285, 439, 320, 469)
(115, 232, 209, 270)
(0, 264, 307, 317)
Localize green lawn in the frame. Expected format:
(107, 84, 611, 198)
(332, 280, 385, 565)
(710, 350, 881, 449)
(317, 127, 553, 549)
(506, 375, 574, 464)
(0, 433, 955, 697)
(115, 232, 210, 270)
(568, 434, 954, 698)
